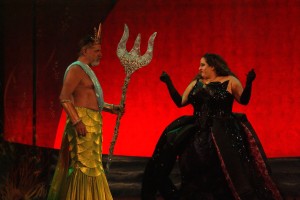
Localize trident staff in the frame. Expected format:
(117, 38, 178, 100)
(106, 24, 157, 171)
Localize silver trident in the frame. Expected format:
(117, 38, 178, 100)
(106, 24, 157, 171)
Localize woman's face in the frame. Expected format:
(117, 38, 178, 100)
(199, 57, 215, 79)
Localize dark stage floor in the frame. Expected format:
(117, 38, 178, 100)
(0, 142, 299, 199)
(107, 156, 300, 200)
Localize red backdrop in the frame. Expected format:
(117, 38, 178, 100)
(4, 0, 300, 158)
(98, 0, 300, 158)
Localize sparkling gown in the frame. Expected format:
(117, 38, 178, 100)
(141, 79, 282, 200)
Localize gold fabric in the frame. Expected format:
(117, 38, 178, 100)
(47, 107, 113, 200)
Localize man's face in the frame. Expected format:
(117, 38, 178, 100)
(84, 44, 102, 66)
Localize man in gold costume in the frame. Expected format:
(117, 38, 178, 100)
(47, 24, 122, 200)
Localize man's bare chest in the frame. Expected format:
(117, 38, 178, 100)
(79, 73, 95, 89)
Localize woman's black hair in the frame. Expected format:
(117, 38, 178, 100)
(202, 53, 235, 76)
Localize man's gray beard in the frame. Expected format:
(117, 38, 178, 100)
(91, 60, 100, 66)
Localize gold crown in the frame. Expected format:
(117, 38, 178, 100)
(92, 23, 102, 44)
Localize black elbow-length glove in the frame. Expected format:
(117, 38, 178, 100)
(160, 71, 183, 107)
(240, 69, 256, 105)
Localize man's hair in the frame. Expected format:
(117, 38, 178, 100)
(77, 35, 98, 56)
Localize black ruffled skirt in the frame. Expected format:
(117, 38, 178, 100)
(141, 114, 282, 200)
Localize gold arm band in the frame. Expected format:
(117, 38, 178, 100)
(60, 100, 81, 125)
(102, 102, 115, 113)
(60, 99, 72, 103)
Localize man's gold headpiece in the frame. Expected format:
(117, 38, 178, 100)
(92, 23, 102, 44)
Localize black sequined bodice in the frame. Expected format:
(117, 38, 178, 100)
(188, 80, 234, 119)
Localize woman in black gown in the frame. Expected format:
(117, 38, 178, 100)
(141, 53, 282, 200)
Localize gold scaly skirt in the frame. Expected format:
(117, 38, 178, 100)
(47, 107, 113, 200)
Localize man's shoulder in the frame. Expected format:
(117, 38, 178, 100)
(67, 64, 83, 72)
(64, 64, 85, 79)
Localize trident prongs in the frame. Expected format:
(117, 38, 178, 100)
(116, 24, 157, 76)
